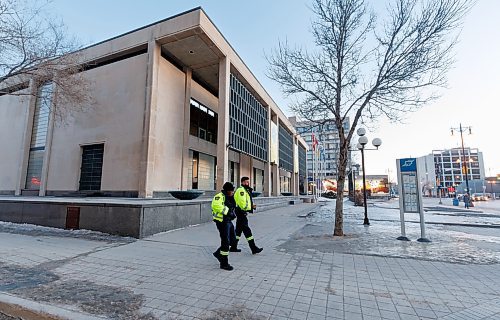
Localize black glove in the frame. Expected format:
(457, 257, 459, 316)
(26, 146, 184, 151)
(229, 208, 237, 220)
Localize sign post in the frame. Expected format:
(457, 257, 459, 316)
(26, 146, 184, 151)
(396, 158, 430, 242)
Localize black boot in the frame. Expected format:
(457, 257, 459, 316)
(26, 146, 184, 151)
(213, 248, 222, 263)
(230, 240, 241, 252)
(219, 255, 234, 271)
(248, 239, 263, 255)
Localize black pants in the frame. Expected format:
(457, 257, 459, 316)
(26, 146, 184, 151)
(215, 220, 237, 254)
(235, 213, 253, 241)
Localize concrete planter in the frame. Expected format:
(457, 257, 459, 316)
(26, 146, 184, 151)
(168, 190, 204, 200)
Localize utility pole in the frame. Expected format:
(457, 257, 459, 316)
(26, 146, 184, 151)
(451, 123, 472, 194)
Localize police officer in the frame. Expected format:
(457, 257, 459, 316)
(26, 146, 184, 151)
(233, 177, 263, 254)
(212, 182, 238, 270)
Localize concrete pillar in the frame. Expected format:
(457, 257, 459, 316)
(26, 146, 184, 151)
(139, 40, 161, 198)
(263, 106, 272, 197)
(272, 164, 279, 196)
(39, 85, 57, 196)
(291, 136, 299, 196)
(181, 68, 192, 190)
(240, 154, 252, 182)
(16, 80, 37, 196)
(216, 57, 230, 191)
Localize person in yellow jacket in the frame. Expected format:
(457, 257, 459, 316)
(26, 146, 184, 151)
(212, 182, 237, 270)
(233, 177, 263, 254)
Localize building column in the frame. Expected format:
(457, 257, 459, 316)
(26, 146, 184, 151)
(181, 68, 192, 190)
(271, 114, 279, 196)
(138, 40, 161, 198)
(216, 57, 230, 191)
(15, 80, 37, 196)
(263, 106, 272, 197)
(292, 136, 299, 196)
(39, 86, 57, 196)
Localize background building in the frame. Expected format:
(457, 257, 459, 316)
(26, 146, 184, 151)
(0, 8, 307, 199)
(289, 117, 350, 191)
(417, 147, 486, 196)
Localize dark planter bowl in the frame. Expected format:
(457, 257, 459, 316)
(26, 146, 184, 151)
(252, 192, 262, 198)
(169, 190, 204, 200)
(281, 192, 293, 196)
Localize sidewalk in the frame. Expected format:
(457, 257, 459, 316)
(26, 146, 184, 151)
(1, 200, 500, 319)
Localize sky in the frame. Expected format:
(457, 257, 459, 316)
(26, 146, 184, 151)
(48, 0, 499, 180)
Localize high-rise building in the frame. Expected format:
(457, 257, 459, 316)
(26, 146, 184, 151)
(417, 147, 486, 196)
(289, 116, 350, 184)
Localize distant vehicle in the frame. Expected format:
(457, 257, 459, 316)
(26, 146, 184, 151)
(472, 193, 488, 201)
(323, 190, 337, 199)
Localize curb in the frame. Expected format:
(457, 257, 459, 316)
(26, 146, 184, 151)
(0, 293, 105, 320)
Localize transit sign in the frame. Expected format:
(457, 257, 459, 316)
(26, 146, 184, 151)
(396, 158, 430, 242)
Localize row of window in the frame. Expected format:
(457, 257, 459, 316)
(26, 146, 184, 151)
(229, 74, 268, 161)
(299, 146, 306, 179)
(279, 124, 294, 172)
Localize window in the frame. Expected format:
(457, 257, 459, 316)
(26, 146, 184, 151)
(189, 98, 217, 144)
(188, 150, 216, 190)
(79, 144, 104, 191)
(253, 168, 264, 193)
(278, 123, 294, 172)
(25, 83, 52, 190)
(229, 161, 240, 187)
(229, 74, 268, 161)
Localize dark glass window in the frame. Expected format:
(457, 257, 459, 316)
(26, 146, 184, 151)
(79, 144, 104, 191)
(189, 99, 218, 144)
(229, 74, 268, 161)
(25, 83, 52, 190)
(279, 123, 294, 172)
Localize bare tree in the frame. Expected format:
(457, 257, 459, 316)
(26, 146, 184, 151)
(268, 0, 472, 236)
(0, 0, 91, 122)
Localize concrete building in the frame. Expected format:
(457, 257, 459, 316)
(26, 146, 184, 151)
(417, 147, 486, 196)
(289, 117, 350, 192)
(0, 7, 308, 200)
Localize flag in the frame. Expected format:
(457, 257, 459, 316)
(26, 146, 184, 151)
(311, 133, 318, 151)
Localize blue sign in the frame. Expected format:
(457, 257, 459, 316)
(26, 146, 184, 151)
(399, 158, 417, 172)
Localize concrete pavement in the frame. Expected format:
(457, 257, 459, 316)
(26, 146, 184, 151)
(1, 199, 500, 319)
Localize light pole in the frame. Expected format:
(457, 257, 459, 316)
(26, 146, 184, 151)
(451, 124, 472, 194)
(356, 128, 382, 226)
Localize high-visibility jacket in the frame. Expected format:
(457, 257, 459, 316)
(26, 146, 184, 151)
(211, 192, 229, 222)
(235, 186, 252, 212)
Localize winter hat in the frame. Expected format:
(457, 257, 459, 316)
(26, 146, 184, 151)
(223, 182, 235, 192)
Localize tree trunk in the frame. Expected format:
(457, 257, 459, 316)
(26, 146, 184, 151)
(334, 139, 348, 236)
(334, 172, 346, 236)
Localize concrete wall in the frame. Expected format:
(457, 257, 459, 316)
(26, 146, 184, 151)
(0, 92, 30, 193)
(151, 58, 186, 192)
(191, 79, 218, 112)
(46, 54, 148, 193)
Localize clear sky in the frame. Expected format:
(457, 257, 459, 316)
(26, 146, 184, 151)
(49, 0, 499, 180)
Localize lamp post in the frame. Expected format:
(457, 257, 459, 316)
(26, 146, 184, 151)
(356, 128, 382, 226)
(451, 124, 472, 194)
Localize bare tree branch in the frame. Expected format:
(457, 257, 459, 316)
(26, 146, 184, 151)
(0, 0, 92, 123)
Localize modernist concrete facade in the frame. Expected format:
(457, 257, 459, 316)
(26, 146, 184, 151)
(0, 8, 308, 199)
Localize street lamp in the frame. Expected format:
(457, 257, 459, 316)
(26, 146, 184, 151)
(356, 128, 382, 226)
(451, 123, 472, 194)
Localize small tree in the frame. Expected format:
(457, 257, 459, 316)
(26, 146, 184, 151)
(268, 0, 472, 236)
(0, 0, 91, 121)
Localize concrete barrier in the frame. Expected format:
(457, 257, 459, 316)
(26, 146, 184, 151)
(0, 196, 301, 238)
